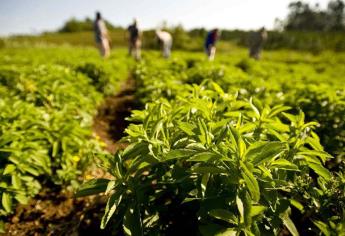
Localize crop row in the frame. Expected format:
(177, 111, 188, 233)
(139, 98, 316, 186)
(80, 51, 345, 235)
(0, 47, 131, 232)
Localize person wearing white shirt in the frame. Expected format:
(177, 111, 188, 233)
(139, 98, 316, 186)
(156, 30, 173, 58)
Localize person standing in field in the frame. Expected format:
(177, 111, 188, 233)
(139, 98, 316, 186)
(156, 30, 173, 58)
(127, 19, 141, 60)
(94, 12, 110, 58)
(205, 29, 220, 61)
(249, 27, 267, 60)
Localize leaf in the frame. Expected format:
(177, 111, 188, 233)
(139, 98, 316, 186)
(229, 126, 246, 158)
(201, 173, 210, 198)
(199, 224, 237, 236)
(123, 202, 143, 236)
(177, 121, 195, 136)
(122, 142, 148, 160)
(290, 199, 304, 213)
(11, 174, 22, 189)
(165, 149, 196, 161)
(192, 166, 226, 174)
(268, 105, 291, 118)
(298, 150, 331, 164)
(211, 82, 225, 97)
(101, 190, 123, 229)
(270, 159, 299, 171)
(236, 195, 244, 223)
(209, 209, 237, 224)
(75, 178, 110, 197)
(249, 97, 261, 119)
(307, 162, 331, 180)
(312, 220, 330, 236)
(240, 161, 260, 202)
(250, 205, 266, 217)
(2, 192, 12, 213)
(280, 209, 299, 236)
(246, 141, 286, 165)
(105, 180, 116, 195)
(0, 220, 5, 233)
(3, 164, 16, 175)
(188, 152, 220, 162)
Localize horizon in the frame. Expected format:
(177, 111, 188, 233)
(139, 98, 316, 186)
(0, 0, 330, 36)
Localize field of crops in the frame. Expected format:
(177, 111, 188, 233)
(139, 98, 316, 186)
(0, 45, 344, 235)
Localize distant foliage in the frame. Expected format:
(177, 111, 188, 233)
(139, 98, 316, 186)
(58, 17, 121, 33)
(285, 0, 345, 31)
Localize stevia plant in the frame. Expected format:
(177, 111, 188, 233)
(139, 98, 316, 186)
(78, 82, 339, 235)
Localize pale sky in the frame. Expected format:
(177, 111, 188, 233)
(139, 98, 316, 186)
(0, 0, 330, 36)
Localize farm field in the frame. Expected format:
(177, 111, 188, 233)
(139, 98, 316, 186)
(0, 45, 344, 235)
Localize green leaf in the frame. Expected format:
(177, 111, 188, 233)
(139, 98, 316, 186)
(236, 195, 244, 223)
(3, 164, 16, 175)
(209, 209, 237, 224)
(280, 209, 299, 236)
(188, 152, 220, 162)
(268, 105, 291, 118)
(0, 220, 5, 233)
(249, 97, 261, 119)
(122, 142, 148, 160)
(165, 149, 196, 161)
(211, 82, 225, 97)
(75, 178, 110, 197)
(123, 202, 143, 236)
(101, 190, 123, 229)
(2, 192, 12, 213)
(199, 224, 237, 236)
(290, 199, 304, 213)
(177, 121, 195, 136)
(270, 159, 299, 171)
(192, 166, 227, 174)
(312, 220, 330, 236)
(105, 180, 116, 195)
(308, 162, 331, 180)
(250, 205, 266, 217)
(246, 141, 286, 165)
(240, 161, 260, 202)
(201, 173, 210, 198)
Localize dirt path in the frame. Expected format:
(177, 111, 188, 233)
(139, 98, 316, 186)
(4, 77, 137, 236)
(92, 77, 137, 154)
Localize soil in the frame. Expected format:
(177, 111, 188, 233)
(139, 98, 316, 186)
(92, 77, 138, 154)
(3, 77, 137, 236)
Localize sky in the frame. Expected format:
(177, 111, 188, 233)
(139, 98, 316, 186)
(0, 0, 330, 36)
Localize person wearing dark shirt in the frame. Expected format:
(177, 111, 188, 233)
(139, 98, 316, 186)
(127, 19, 141, 60)
(205, 29, 220, 61)
(249, 27, 267, 60)
(94, 12, 110, 58)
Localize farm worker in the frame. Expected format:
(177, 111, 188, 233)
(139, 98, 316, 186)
(205, 29, 220, 61)
(127, 19, 141, 60)
(156, 30, 173, 58)
(94, 12, 111, 58)
(249, 27, 267, 60)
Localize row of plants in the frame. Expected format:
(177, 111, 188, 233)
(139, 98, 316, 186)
(79, 50, 345, 235)
(0, 47, 131, 232)
(77, 49, 345, 235)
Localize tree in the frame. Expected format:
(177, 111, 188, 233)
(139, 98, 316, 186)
(284, 0, 345, 31)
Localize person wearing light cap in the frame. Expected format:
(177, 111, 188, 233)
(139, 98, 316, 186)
(94, 12, 111, 58)
(155, 30, 173, 58)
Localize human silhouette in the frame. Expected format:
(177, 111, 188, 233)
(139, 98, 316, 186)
(94, 12, 110, 58)
(205, 29, 220, 61)
(249, 27, 267, 60)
